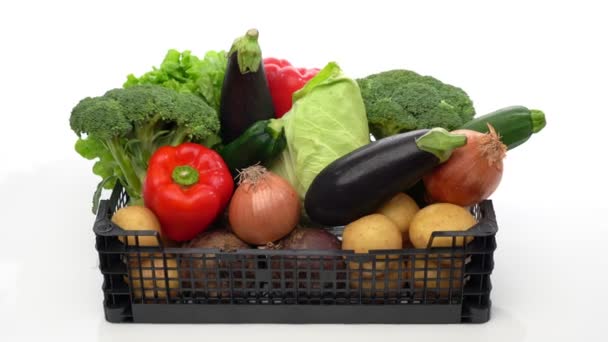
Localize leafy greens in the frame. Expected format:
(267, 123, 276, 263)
(269, 62, 370, 199)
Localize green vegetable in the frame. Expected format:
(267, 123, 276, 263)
(269, 62, 370, 199)
(218, 119, 286, 176)
(357, 70, 475, 139)
(124, 49, 227, 112)
(459, 105, 546, 150)
(70, 85, 220, 212)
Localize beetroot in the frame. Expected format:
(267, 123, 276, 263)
(271, 227, 344, 291)
(280, 227, 341, 250)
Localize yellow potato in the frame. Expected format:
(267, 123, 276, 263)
(112, 205, 163, 247)
(349, 257, 404, 280)
(350, 262, 407, 291)
(343, 214, 403, 251)
(411, 260, 464, 296)
(409, 203, 476, 249)
(342, 214, 402, 273)
(124, 257, 179, 299)
(376, 193, 419, 240)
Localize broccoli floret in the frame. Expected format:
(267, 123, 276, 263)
(70, 84, 220, 211)
(357, 70, 475, 139)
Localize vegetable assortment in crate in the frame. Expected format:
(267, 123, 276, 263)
(75, 28, 546, 324)
(94, 183, 497, 323)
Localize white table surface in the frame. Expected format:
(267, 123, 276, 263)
(1, 1, 607, 341)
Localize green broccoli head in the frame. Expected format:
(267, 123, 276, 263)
(71, 84, 220, 145)
(170, 90, 220, 145)
(357, 70, 475, 139)
(70, 84, 221, 210)
(69, 97, 132, 141)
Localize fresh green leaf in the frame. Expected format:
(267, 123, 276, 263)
(75, 137, 104, 160)
(92, 176, 117, 214)
(92, 160, 117, 189)
(269, 62, 370, 199)
(197, 50, 228, 111)
(124, 49, 227, 112)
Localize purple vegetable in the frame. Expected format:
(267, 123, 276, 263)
(271, 227, 344, 290)
(279, 227, 341, 250)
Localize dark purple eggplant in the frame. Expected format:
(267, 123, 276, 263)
(219, 29, 275, 143)
(304, 128, 467, 226)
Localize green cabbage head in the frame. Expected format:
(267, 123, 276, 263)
(269, 62, 370, 199)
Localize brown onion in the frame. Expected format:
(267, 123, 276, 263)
(228, 165, 300, 245)
(423, 124, 507, 206)
(179, 229, 252, 297)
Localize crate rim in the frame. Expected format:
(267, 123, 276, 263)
(94, 184, 498, 256)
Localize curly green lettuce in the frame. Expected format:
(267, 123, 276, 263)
(124, 49, 227, 112)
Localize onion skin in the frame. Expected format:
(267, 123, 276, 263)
(423, 126, 506, 207)
(228, 166, 300, 245)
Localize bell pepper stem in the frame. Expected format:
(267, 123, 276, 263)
(416, 128, 467, 163)
(172, 165, 199, 186)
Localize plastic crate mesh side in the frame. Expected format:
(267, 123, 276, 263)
(95, 185, 134, 322)
(95, 183, 499, 323)
(97, 234, 133, 322)
(460, 202, 497, 323)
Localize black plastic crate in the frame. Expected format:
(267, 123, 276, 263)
(93, 184, 498, 324)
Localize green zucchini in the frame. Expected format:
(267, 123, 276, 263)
(460, 106, 546, 150)
(218, 119, 285, 176)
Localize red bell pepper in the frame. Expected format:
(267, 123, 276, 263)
(143, 143, 234, 241)
(263, 58, 319, 118)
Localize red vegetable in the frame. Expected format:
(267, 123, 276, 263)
(143, 143, 234, 241)
(277, 227, 341, 251)
(423, 125, 507, 206)
(228, 165, 300, 245)
(275, 227, 342, 271)
(271, 227, 344, 289)
(263, 57, 319, 118)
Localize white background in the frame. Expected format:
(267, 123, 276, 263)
(1, 0, 607, 341)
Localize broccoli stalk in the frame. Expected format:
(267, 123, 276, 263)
(70, 85, 221, 212)
(357, 70, 475, 139)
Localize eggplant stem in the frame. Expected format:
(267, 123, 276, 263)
(416, 128, 467, 163)
(229, 28, 262, 74)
